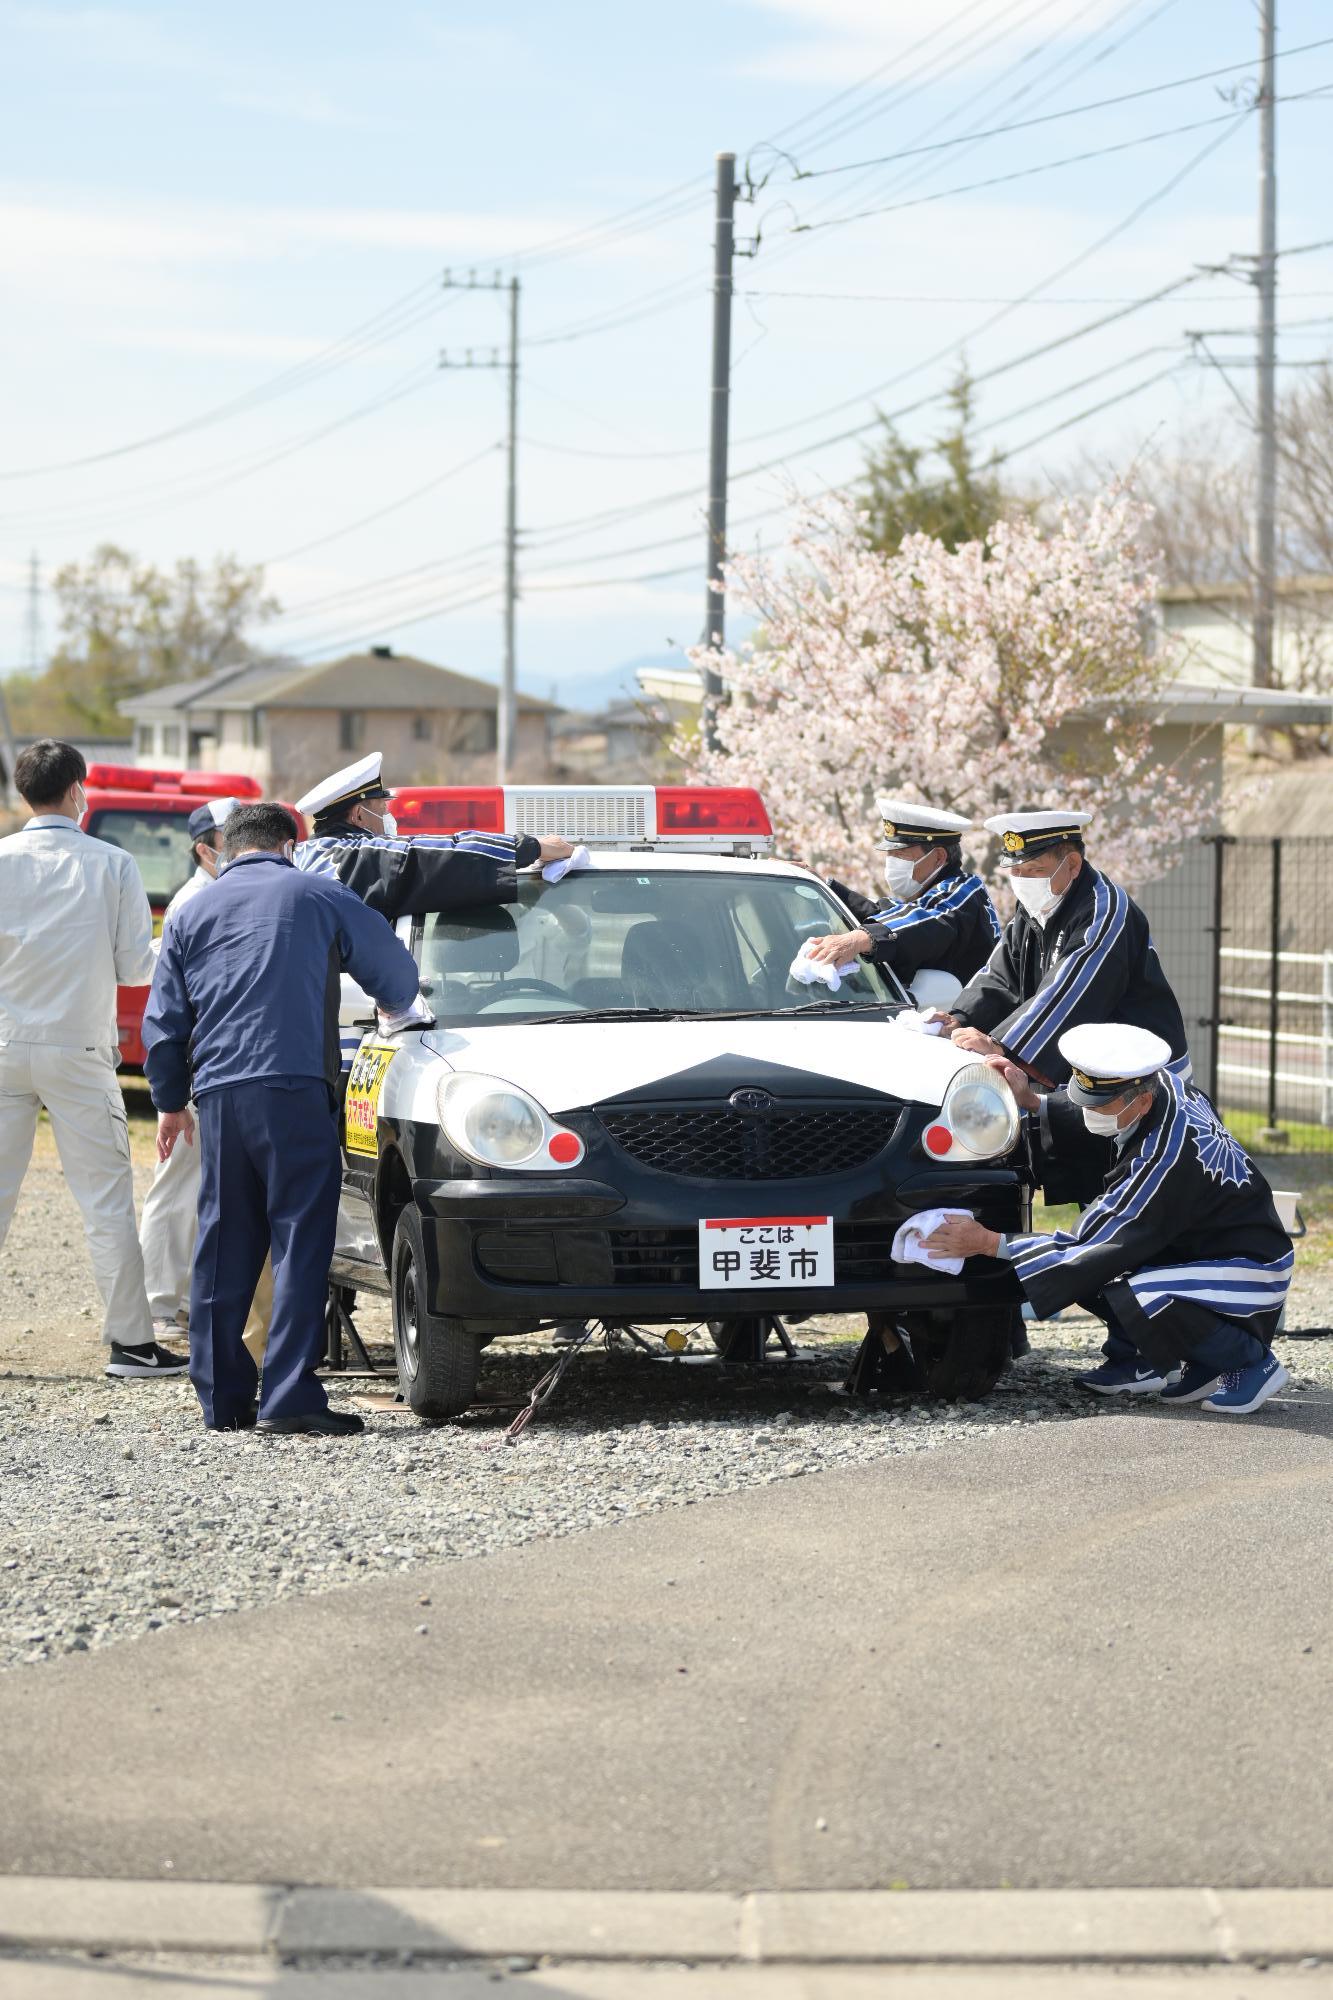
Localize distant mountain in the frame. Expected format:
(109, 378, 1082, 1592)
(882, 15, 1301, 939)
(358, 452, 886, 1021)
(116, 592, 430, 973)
(538, 653, 693, 716)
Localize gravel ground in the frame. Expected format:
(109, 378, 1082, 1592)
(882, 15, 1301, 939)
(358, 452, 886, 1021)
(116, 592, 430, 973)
(3, 1106, 1331, 1675)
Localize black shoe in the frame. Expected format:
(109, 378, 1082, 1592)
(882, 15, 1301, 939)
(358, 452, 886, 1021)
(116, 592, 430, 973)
(106, 1340, 190, 1379)
(1010, 1319, 1032, 1360)
(845, 1328, 918, 1397)
(257, 1409, 365, 1437)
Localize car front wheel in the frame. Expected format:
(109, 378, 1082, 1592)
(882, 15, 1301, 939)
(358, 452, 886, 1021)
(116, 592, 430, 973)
(901, 1305, 1016, 1402)
(391, 1206, 479, 1420)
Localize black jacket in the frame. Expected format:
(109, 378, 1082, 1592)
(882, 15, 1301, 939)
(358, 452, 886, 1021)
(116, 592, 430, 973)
(826, 869, 999, 987)
(1004, 1075, 1291, 1347)
(294, 821, 540, 923)
(950, 862, 1188, 1083)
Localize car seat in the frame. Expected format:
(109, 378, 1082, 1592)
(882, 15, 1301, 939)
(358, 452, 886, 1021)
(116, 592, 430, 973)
(619, 919, 712, 1011)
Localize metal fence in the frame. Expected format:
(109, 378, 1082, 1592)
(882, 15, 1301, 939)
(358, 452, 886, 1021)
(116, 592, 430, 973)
(1139, 834, 1333, 1152)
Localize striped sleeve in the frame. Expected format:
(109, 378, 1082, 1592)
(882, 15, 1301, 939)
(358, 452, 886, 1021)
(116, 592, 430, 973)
(997, 875, 1130, 1070)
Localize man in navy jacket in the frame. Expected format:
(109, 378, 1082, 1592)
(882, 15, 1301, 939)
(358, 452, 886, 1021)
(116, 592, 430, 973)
(144, 802, 424, 1435)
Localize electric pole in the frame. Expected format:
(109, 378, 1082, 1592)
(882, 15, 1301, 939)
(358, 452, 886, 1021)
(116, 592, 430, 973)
(439, 271, 521, 781)
(1250, 0, 1277, 690)
(701, 152, 736, 750)
(23, 551, 43, 673)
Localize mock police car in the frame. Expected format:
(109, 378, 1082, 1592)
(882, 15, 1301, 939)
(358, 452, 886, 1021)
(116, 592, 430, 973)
(331, 785, 1029, 1420)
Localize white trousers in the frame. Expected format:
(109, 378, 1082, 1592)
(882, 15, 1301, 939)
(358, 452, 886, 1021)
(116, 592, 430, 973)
(139, 1109, 201, 1321)
(0, 1041, 154, 1349)
(139, 1115, 272, 1367)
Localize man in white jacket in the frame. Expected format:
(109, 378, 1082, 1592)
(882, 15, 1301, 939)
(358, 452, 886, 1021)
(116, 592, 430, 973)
(0, 739, 185, 1377)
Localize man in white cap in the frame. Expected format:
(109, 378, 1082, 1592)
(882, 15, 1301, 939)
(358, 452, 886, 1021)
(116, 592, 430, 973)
(808, 796, 998, 1009)
(923, 1024, 1292, 1415)
(936, 809, 1189, 1090)
(293, 752, 572, 920)
(136, 798, 273, 1368)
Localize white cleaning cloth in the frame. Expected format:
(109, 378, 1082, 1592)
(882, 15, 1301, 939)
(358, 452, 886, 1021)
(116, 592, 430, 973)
(894, 1007, 946, 1036)
(891, 1206, 974, 1275)
(542, 843, 591, 884)
(788, 938, 861, 993)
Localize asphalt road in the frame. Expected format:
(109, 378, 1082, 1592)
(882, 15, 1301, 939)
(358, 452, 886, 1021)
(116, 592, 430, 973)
(2, 1396, 1330, 1892)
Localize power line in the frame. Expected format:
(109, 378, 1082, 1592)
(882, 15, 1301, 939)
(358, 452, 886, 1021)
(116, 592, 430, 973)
(789, 92, 1328, 238)
(788, 34, 1333, 181)
(259, 443, 504, 567)
(740, 288, 1333, 305)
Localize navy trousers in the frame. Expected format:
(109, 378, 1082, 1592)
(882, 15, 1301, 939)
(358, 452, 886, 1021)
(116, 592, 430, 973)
(190, 1080, 342, 1427)
(1096, 1297, 1263, 1376)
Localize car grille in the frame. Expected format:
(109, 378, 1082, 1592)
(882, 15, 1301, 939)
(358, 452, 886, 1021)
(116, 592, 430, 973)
(598, 1105, 901, 1180)
(605, 1222, 898, 1288)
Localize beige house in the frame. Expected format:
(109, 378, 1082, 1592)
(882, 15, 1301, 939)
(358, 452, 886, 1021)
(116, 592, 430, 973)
(120, 648, 555, 798)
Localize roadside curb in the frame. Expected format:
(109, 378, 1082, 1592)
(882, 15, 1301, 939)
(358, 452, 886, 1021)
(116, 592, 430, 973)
(2, 1881, 1332, 1965)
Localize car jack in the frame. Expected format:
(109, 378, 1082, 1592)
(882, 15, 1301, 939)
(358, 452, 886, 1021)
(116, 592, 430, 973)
(322, 1284, 392, 1377)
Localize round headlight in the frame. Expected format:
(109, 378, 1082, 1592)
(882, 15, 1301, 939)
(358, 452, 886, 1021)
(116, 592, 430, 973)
(942, 1062, 1019, 1159)
(438, 1074, 546, 1167)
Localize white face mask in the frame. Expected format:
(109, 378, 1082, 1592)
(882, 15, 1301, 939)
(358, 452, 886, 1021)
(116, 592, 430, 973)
(883, 853, 922, 901)
(71, 783, 88, 822)
(1081, 1107, 1123, 1137)
(1011, 866, 1065, 925)
(382, 811, 398, 839)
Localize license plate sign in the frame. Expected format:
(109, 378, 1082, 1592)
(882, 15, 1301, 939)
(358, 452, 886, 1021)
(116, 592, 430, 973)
(699, 1215, 834, 1290)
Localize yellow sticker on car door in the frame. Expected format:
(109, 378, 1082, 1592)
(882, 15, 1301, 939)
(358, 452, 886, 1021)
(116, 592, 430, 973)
(344, 1043, 396, 1156)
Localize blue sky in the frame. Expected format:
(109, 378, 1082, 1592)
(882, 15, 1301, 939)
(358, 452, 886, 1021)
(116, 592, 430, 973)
(1, 0, 1330, 706)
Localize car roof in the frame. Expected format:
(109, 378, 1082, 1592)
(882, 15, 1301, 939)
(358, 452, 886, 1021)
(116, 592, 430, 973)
(527, 850, 821, 879)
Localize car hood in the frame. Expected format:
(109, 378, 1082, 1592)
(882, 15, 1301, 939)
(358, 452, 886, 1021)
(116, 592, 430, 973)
(421, 1015, 974, 1114)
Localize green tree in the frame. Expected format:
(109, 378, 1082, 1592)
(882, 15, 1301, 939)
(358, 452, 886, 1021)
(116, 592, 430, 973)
(859, 369, 1019, 554)
(6, 545, 280, 737)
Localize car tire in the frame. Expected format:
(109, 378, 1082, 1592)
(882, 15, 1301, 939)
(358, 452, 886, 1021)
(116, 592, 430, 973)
(708, 1316, 772, 1364)
(902, 1305, 1016, 1402)
(391, 1206, 479, 1420)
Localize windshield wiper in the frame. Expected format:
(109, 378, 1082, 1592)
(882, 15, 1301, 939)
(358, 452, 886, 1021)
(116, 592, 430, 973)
(784, 999, 897, 1015)
(519, 1006, 689, 1025)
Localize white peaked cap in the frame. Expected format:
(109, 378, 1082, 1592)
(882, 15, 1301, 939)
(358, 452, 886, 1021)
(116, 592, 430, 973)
(1058, 1022, 1173, 1099)
(984, 808, 1094, 864)
(874, 796, 973, 842)
(295, 751, 389, 819)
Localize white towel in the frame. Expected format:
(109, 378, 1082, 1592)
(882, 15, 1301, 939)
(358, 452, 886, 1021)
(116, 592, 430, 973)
(894, 1007, 946, 1037)
(788, 938, 860, 993)
(890, 1206, 974, 1276)
(542, 843, 591, 884)
(378, 993, 434, 1035)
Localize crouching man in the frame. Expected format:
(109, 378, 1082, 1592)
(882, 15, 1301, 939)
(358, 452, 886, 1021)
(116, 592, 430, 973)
(923, 1023, 1292, 1416)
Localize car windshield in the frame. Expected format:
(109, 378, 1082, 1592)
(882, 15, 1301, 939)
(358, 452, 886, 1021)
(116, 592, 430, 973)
(415, 868, 905, 1024)
(87, 808, 195, 906)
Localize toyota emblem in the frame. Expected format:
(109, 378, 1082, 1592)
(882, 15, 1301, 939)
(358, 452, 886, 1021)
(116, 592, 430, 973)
(730, 1088, 775, 1115)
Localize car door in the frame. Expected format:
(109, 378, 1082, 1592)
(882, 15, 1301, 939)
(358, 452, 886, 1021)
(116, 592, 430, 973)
(333, 915, 415, 1269)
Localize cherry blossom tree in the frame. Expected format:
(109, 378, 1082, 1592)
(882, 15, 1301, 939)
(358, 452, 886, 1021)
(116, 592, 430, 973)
(683, 489, 1209, 891)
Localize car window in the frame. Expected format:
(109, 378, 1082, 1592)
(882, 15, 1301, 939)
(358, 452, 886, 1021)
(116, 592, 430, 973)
(416, 870, 904, 1023)
(87, 809, 194, 905)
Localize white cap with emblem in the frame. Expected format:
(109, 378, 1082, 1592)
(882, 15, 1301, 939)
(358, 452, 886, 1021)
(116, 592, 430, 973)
(875, 796, 973, 848)
(295, 752, 391, 821)
(1058, 1022, 1173, 1106)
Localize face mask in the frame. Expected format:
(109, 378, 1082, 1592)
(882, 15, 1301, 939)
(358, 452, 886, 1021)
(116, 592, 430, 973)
(1011, 865, 1066, 925)
(381, 812, 398, 839)
(71, 784, 87, 822)
(1081, 1107, 1123, 1137)
(883, 853, 922, 901)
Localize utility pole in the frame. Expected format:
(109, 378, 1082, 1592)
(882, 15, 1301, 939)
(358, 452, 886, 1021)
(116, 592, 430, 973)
(23, 551, 43, 673)
(439, 270, 521, 781)
(1250, 0, 1278, 691)
(501, 275, 519, 781)
(701, 152, 736, 750)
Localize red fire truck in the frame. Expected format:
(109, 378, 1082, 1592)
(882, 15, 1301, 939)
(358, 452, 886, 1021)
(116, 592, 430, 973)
(79, 764, 265, 1068)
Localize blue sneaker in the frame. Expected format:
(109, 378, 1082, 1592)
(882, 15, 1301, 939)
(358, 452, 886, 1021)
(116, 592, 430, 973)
(1159, 1361, 1223, 1405)
(1201, 1353, 1288, 1415)
(1076, 1358, 1178, 1396)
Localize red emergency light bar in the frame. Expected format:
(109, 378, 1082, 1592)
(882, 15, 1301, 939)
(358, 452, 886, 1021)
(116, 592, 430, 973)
(85, 764, 262, 800)
(388, 785, 773, 843)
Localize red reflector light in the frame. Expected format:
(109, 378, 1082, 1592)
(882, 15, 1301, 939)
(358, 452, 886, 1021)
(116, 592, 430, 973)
(390, 787, 504, 834)
(654, 787, 772, 837)
(547, 1130, 582, 1165)
(86, 762, 162, 791)
(177, 770, 262, 799)
(924, 1125, 953, 1156)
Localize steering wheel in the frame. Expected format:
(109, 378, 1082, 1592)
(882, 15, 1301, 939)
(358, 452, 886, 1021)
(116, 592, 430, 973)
(471, 977, 570, 1010)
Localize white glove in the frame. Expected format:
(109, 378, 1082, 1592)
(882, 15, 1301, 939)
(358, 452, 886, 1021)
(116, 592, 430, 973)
(378, 992, 434, 1034)
(543, 843, 591, 884)
(789, 938, 859, 993)
(894, 1007, 946, 1037)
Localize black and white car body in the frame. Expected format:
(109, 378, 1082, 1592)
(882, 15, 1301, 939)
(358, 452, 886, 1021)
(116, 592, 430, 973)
(331, 786, 1029, 1419)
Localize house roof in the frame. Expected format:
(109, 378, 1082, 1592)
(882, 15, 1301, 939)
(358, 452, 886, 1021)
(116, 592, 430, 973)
(120, 650, 556, 719)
